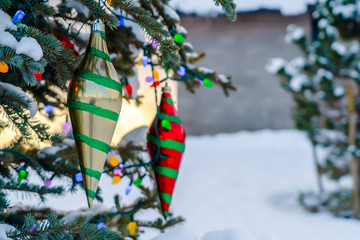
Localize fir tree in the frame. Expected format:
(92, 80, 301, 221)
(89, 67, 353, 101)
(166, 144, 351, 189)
(267, 0, 360, 219)
(0, 0, 236, 239)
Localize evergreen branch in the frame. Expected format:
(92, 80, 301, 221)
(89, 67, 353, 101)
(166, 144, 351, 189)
(111, 0, 180, 64)
(213, 0, 237, 21)
(8, 212, 124, 240)
(77, 0, 119, 28)
(1, 181, 64, 201)
(0, 0, 11, 11)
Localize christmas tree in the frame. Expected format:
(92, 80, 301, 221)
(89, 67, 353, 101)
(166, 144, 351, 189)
(0, 0, 236, 239)
(267, 0, 360, 218)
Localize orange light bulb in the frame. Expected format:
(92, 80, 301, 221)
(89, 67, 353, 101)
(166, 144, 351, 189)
(0, 61, 9, 73)
(109, 156, 119, 167)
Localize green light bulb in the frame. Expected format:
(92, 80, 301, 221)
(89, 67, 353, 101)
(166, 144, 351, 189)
(17, 170, 27, 183)
(161, 119, 171, 130)
(134, 178, 142, 187)
(174, 33, 184, 44)
(203, 78, 213, 88)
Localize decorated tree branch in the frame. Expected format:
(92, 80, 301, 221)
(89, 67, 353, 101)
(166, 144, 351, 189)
(0, 0, 236, 238)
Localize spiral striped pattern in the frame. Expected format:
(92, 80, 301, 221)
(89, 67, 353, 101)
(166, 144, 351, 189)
(147, 91, 185, 218)
(68, 25, 122, 208)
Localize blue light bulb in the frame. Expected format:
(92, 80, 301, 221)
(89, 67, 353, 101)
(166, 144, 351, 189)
(12, 10, 26, 24)
(75, 172, 83, 182)
(177, 66, 186, 77)
(97, 222, 106, 229)
(119, 17, 125, 27)
(125, 184, 132, 195)
(43, 105, 54, 114)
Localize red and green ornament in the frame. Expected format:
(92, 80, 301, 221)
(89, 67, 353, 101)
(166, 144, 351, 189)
(147, 86, 185, 219)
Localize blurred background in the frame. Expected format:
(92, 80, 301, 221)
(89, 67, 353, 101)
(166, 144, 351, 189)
(177, 4, 314, 134)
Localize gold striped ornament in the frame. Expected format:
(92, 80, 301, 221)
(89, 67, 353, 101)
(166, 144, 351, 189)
(67, 19, 122, 207)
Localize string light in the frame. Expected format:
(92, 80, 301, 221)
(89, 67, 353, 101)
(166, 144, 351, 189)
(28, 225, 36, 233)
(141, 56, 148, 67)
(128, 221, 137, 236)
(177, 66, 186, 77)
(0, 62, 8, 73)
(97, 222, 107, 229)
(119, 17, 125, 27)
(146, 76, 153, 83)
(109, 156, 119, 167)
(152, 39, 158, 49)
(134, 177, 142, 187)
(125, 184, 132, 195)
(203, 78, 213, 88)
(75, 172, 83, 183)
(17, 167, 27, 183)
(44, 179, 52, 188)
(63, 121, 71, 134)
(151, 81, 160, 87)
(12, 10, 26, 24)
(174, 33, 184, 44)
(153, 70, 159, 80)
(113, 167, 121, 175)
(112, 175, 121, 184)
(33, 72, 42, 81)
(43, 105, 54, 114)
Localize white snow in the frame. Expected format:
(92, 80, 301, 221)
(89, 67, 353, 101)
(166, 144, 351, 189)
(7, 129, 360, 240)
(315, 68, 334, 83)
(16, 37, 43, 61)
(289, 74, 309, 92)
(0, 10, 43, 61)
(0, 82, 37, 117)
(332, 4, 356, 19)
(334, 86, 345, 97)
(331, 42, 347, 56)
(218, 74, 230, 83)
(0, 10, 17, 32)
(151, 226, 198, 240)
(285, 24, 306, 43)
(265, 58, 286, 74)
(0, 32, 18, 49)
(66, 0, 90, 16)
(0, 224, 16, 240)
(170, 0, 316, 16)
(164, 5, 180, 22)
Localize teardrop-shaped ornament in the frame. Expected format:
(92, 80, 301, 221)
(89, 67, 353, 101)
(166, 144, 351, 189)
(67, 19, 123, 208)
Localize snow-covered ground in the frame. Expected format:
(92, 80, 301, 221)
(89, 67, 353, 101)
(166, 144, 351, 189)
(8, 129, 360, 239)
(170, 0, 316, 16)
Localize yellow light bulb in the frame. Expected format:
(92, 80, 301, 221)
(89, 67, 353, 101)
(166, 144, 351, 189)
(107, 0, 112, 5)
(153, 70, 159, 80)
(137, 59, 142, 66)
(128, 221, 137, 236)
(109, 156, 119, 167)
(0, 61, 9, 73)
(112, 175, 121, 184)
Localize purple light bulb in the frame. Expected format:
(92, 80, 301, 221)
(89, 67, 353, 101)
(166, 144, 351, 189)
(152, 39, 158, 49)
(113, 168, 121, 175)
(63, 121, 71, 134)
(146, 76, 153, 83)
(44, 179, 52, 188)
(119, 163, 124, 170)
